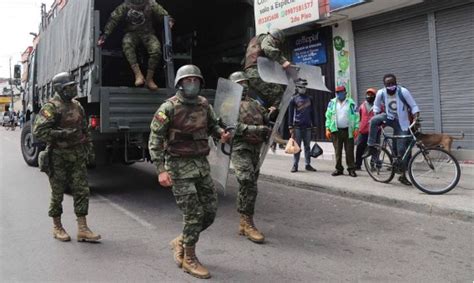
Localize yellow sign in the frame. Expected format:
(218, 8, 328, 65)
(0, 97, 11, 104)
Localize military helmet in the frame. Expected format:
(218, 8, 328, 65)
(269, 28, 285, 42)
(228, 71, 248, 84)
(52, 72, 76, 92)
(174, 64, 204, 88)
(127, 0, 146, 5)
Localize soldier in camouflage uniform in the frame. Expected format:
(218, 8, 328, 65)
(98, 0, 174, 91)
(34, 72, 100, 243)
(243, 28, 291, 110)
(148, 65, 231, 279)
(229, 71, 271, 244)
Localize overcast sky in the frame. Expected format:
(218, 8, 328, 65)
(0, 0, 55, 78)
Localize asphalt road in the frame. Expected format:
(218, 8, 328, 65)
(1, 128, 472, 282)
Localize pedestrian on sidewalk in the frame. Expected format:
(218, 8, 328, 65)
(325, 85, 359, 177)
(362, 74, 420, 186)
(355, 88, 379, 170)
(228, 71, 271, 244)
(288, 78, 317, 173)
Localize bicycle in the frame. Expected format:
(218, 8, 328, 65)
(364, 118, 461, 194)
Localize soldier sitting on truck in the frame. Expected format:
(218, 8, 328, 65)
(97, 0, 174, 91)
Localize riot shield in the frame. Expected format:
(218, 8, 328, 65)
(256, 57, 330, 170)
(208, 78, 243, 193)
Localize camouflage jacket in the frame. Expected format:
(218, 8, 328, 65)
(233, 96, 268, 150)
(148, 91, 224, 179)
(244, 33, 289, 72)
(103, 1, 169, 36)
(33, 94, 92, 150)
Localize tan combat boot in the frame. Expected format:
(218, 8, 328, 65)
(77, 216, 101, 242)
(239, 214, 265, 243)
(170, 234, 184, 267)
(145, 69, 158, 91)
(53, 217, 71, 242)
(131, 64, 145, 86)
(182, 245, 211, 279)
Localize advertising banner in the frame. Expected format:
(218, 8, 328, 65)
(330, 0, 366, 12)
(291, 31, 327, 65)
(254, 0, 320, 35)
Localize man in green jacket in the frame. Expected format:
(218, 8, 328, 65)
(325, 86, 360, 177)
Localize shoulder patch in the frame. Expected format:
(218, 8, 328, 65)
(154, 111, 167, 123)
(40, 108, 53, 119)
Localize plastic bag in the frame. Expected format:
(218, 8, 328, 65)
(284, 138, 301, 154)
(310, 142, 323, 158)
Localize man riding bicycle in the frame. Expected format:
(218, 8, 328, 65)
(363, 74, 420, 186)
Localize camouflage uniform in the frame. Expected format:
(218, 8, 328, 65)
(244, 33, 287, 108)
(34, 94, 92, 218)
(232, 97, 268, 216)
(103, 0, 170, 71)
(148, 91, 224, 247)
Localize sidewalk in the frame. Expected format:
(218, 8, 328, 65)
(255, 142, 474, 222)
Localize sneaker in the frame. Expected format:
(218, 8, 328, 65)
(331, 170, 343, 176)
(291, 165, 298, 173)
(305, 165, 317, 172)
(362, 146, 377, 159)
(398, 175, 412, 186)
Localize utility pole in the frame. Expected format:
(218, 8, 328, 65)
(9, 57, 14, 111)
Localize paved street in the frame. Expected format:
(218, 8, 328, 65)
(1, 128, 473, 282)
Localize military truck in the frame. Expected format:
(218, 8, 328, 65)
(21, 0, 255, 166)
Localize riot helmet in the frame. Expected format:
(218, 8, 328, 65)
(269, 28, 285, 42)
(175, 65, 204, 99)
(52, 72, 77, 101)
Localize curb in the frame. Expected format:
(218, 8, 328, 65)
(256, 173, 473, 223)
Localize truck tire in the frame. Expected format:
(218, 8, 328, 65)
(21, 121, 40, 167)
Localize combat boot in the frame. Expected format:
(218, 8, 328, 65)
(239, 214, 265, 243)
(131, 64, 145, 86)
(182, 246, 211, 279)
(77, 216, 101, 242)
(145, 69, 158, 91)
(52, 217, 71, 242)
(170, 234, 184, 267)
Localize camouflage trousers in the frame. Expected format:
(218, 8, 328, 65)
(172, 174, 218, 246)
(48, 148, 89, 217)
(231, 146, 261, 216)
(245, 66, 284, 108)
(122, 32, 162, 71)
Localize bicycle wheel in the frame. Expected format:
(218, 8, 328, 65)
(364, 147, 395, 183)
(408, 148, 461, 194)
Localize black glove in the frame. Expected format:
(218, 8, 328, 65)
(50, 128, 79, 139)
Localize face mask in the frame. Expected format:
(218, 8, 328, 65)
(336, 92, 346, 101)
(296, 86, 307, 94)
(386, 85, 397, 94)
(366, 96, 375, 103)
(61, 85, 77, 101)
(181, 80, 201, 98)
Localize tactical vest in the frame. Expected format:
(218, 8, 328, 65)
(244, 34, 266, 70)
(50, 96, 84, 149)
(167, 95, 210, 157)
(239, 99, 265, 144)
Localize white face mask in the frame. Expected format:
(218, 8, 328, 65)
(181, 80, 201, 98)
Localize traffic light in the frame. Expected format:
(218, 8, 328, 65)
(14, 65, 21, 79)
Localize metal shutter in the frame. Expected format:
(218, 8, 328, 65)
(436, 4, 474, 149)
(353, 16, 435, 132)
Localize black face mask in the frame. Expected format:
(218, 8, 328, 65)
(366, 96, 375, 103)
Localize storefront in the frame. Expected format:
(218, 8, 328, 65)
(352, 0, 473, 149)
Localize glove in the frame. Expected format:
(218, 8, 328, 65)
(353, 129, 359, 140)
(325, 129, 332, 140)
(50, 128, 79, 139)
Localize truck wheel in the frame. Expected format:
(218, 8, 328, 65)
(21, 121, 40, 167)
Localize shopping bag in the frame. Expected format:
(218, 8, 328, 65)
(310, 142, 323, 158)
(284, 138, 301, 154)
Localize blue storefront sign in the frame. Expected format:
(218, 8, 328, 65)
(291, 32, 327, 66)
(330, 0, 366, 12)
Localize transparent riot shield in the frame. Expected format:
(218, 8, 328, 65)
(208, 78, 243, 193)
(256, 57, 330, 170)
